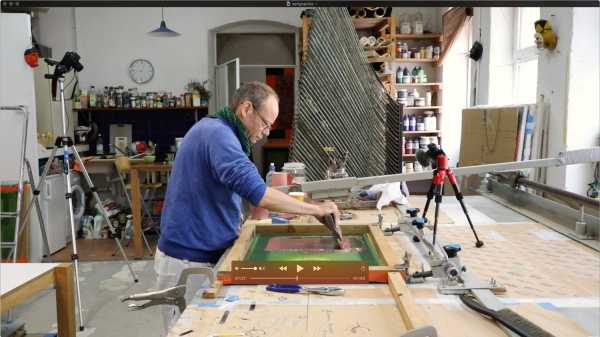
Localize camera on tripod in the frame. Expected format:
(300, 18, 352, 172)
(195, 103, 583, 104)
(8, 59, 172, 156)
(44, 51, 84, 79)
(415, 143, 443, 169)
(44, 51, 84, 100)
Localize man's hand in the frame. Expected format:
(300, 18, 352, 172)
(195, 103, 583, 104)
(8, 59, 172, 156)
(313, 200, 340, 219)
(314, 201, 342, 245)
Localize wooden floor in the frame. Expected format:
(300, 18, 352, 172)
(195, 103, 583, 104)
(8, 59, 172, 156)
(46, 236, 157, 262)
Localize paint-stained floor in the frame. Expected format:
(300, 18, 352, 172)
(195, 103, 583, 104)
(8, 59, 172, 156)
(9, 259, 162, 337)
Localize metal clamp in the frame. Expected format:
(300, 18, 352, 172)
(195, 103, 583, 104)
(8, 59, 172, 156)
(121, 267, 215, 312)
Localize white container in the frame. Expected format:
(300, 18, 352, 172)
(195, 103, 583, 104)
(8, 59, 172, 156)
(426, 46, 434, 59)
(414, 21, 424, 34)
(404, 162, 414, 173)
(425, 91, 432, 106)
(424, 115, 437, 131)
(400, 22, 412, 34)
(282, 162, 306, 184)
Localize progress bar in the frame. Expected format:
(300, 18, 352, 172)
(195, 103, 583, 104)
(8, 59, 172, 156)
(231, 261, 368, 284)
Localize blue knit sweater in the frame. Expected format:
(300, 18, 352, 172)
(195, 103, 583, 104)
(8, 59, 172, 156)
(158, 117, 266, 263)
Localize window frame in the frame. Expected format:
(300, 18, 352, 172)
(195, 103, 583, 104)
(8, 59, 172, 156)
(512, 7, 540, 103)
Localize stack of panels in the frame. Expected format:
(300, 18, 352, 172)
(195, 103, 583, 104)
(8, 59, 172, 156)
(290, 7, 402, 181)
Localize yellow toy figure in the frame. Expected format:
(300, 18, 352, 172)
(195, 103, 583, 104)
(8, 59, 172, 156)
(535, 19, 558, 50)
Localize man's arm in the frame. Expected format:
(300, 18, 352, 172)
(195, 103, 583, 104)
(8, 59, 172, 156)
(257, 187, 338, 218)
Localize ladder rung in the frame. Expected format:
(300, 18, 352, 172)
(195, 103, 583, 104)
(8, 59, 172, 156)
(0, 242, 16, 247)
(0, 212, 18, 217)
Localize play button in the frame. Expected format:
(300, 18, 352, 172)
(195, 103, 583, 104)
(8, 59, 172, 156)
(296, 264, 304, 273)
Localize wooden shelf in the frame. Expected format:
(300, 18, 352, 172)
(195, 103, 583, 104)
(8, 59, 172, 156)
(403, 130, 441, 134)
(404, 106, 442, 110)
(403, 106, 442, 110)
(396, 33, 442, 41)
(353, 18, 389, 30)
(403, 154, 416, 157)
(368, 57, 391, 63)
(394, 58, 437, 63)
(395, 82, 442, 87)
(74, 106, 208, 112)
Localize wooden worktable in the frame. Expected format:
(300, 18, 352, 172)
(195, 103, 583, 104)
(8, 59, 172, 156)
(166, 207, 596, 337)
(1, 263, 75, 337)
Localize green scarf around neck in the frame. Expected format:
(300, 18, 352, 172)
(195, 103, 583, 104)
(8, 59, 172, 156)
(210, 106, 252, 156)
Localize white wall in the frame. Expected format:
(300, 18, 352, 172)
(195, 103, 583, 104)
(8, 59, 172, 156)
(35, 8, 303, 96)
(472, 6, 600, 195)
(537, 7, 573, 190)
(440, 9, 471, 166)
(564, 7, 600, 193)
(0, 13, 44, 262)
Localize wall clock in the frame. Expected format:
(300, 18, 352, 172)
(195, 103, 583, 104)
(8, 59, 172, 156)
(128, 58, 154, 84)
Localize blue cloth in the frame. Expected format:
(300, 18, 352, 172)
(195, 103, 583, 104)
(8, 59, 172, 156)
(158, 117, 267, 263)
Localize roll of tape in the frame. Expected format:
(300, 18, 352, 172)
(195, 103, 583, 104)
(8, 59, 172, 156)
(374, 7, 386, 18)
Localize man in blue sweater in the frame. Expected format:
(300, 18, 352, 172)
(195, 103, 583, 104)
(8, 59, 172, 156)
(155, 82, 340, 333)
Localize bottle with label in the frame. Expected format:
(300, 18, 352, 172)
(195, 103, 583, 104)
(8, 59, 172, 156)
(89, 86, 96, 108)
(266, 162, 276, 186)
(96, 133, 104, 155)
(80, 88, 89, 109)
(403, 114, 409, 131)
(409, 115, 416, 131)
(73, 88, 81, 109)
(396, 66, 403, 84)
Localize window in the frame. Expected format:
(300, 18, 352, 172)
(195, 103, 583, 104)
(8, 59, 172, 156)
(513, 7, 540, 103)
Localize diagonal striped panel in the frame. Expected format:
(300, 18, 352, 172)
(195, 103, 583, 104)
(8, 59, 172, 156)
(290, 8, 402, 181)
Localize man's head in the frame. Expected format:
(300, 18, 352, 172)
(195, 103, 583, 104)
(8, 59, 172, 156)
(231, 82, 279, 144)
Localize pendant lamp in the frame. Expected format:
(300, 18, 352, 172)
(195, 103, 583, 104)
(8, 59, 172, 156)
(148, 8, 180, 37)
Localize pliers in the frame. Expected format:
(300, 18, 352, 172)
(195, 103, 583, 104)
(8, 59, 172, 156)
(266, 284, 345, 296)
(121, 267, 215, 312)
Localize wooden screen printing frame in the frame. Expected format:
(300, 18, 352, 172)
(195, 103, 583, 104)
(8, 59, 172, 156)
(218, 223, 399, 284)
(215, 222, 431, 331)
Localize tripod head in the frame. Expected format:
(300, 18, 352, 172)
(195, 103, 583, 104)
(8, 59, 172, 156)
(415, 143, 449, 170)
(44, 51, 84, 99)
(44, 51, 84, 79)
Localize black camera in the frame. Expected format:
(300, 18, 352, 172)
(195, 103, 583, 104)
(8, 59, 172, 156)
(45, 51, 84, 79)
(416, 143, 443, 169)
(44, 51, 84, 99)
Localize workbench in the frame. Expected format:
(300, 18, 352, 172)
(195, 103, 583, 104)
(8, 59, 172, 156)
(1, 263, 75, 337)
(165, 206, 597, 337)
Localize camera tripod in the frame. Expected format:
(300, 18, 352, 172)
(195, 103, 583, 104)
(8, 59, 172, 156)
(419, 146, 484, 248)
(42, 73, 139, 330)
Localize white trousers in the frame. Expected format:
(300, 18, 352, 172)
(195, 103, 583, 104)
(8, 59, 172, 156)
(154, 248, 212, 336)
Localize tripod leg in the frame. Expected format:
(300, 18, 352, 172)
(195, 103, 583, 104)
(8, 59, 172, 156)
(16, 147, 57, 241)
(432, 185, 443, 247)
(422, 180, 436, 220)
(59, 143, 85, 330)
(8, 146, 57, 256)
(25, 159, 51, 257)
(70, 146, 139, 282)
(448, 170, 484, 248)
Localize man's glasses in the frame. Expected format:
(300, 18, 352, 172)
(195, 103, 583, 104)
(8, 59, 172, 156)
(251, 103, 273, 131)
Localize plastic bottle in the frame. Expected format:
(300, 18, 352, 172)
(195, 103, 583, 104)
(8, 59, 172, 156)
(89, 86, 96, 108)
(409, 115, 416, 131)
(396, 66, 403, 84)
(403, 115, 409, 131)
(266, 162, 276, 186)
(97, 133, 104, 155)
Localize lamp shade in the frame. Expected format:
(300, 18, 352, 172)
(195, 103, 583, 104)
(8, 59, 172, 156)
(148, 9, 180, 37)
